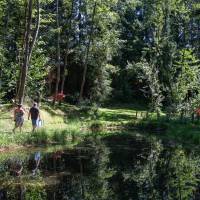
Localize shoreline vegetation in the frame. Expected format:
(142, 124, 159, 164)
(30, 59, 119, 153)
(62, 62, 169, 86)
(1, 102, 200, 152)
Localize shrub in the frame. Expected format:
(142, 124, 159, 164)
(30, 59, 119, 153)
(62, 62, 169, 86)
(52, 130, 68, 144)
(78, 99, 92, 114)
(90, 121, 104, 133)
(28, 129, 49, 145)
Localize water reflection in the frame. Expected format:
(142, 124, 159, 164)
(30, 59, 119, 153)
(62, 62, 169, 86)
(0, 133, 199, 200)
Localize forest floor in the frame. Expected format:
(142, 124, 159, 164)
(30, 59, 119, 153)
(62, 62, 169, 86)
(0, 102, 200, 150)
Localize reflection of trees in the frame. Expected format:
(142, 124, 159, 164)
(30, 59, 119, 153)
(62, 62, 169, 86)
(155, 148, 199, 200)
(25, 186, 47, 200)
(80, 137, 115, 200)
(5, 179, 46, 200)
(0, 135, 200, 200)
(48, 137, 115, 200)
(103, 134, 162, 200)
(131, 136, 162, 199)
(105, 133, 199, 200)
(39, 137, 114, 200)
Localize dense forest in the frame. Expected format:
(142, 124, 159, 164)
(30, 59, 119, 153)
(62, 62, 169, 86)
(1, 1, 200, 199)
(0, 0, 200, 113)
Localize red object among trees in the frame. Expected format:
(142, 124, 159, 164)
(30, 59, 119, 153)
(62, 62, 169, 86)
(195, 108, 200, 116)
(54, 92, 66, 101)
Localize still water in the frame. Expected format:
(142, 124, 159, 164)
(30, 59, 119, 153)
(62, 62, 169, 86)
(0, 132, 200, 200)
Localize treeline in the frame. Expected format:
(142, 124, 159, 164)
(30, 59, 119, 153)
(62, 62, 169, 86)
(0, 0, 200, 112)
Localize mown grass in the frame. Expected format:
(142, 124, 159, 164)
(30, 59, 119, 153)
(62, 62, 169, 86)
(1, 102, 200, 148)
(0, 103, 85, 148)
(0, 102, 130, 147)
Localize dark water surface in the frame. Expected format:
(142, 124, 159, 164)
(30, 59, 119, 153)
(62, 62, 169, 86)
(0, 132, 200, 200)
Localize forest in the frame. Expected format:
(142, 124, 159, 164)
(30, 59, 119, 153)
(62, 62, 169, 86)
(0, 0, 199, 111)
(0, 0, 200, 199)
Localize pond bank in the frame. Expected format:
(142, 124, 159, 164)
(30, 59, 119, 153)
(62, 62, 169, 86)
(0, 103, 200, 149)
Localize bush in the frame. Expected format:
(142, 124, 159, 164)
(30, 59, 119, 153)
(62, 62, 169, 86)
(90, 121, 104, 133)
(78, 99, 92, 114)
(27, 129, 49, 144)
(52, 130, 68, 144)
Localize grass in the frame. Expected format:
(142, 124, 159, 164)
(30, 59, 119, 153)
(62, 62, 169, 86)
(0, 102, 124, 148)
(0, 103, 85, 148)
(166, 122, 200, 145)
(1, 102, 200, 149)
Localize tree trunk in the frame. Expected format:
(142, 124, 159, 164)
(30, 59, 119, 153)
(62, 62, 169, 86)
(79, 2, 97, 103)
(16, 0, 28, 102)
(61, 52, 68, 93)
(17, 0, 33, 104)
(28, 0, 40, 63)
(17, 0, 40, 104)
(53, 0, 61, 105)
(60, 0, 74, 95)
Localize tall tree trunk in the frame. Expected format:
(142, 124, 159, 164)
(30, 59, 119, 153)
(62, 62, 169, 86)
(60, 51, 68, 93)
(17, 0, 40, 104)
(29, 0, 40, 63)
(16, 0, 28, 102)
(79, 2, 97, 103)
(17, 0, 33, 104)
(60, 0, 74, 95)
(53, 0, 61, 105)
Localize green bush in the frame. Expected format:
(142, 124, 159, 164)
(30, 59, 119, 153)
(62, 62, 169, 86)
(27, 129, 49, 145)
(52, 130, 68, 144)
(90, 121, 104, 133)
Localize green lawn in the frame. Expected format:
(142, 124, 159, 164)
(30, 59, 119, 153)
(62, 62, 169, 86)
(1, 103, 200, 149)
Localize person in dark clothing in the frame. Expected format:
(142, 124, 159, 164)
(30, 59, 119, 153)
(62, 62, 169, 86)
(0, 189, 7, 200)
(28, 103, 41, 132)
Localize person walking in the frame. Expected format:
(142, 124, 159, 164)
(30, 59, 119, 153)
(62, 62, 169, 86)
(13, 104, 25, 133)
(28, 102, 41, 132)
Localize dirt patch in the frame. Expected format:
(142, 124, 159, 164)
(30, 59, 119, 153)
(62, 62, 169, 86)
(0, 145, 32, 153)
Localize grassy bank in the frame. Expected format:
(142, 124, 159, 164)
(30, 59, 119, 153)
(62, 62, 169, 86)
(1, 102, 200, 149)
(0, 102, 147, 148)
(135, 117, 200, 146)
(0, 104, 80, 148)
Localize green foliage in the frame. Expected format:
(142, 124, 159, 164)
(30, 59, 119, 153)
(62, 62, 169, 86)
(128, 59, 164, 112)
(27, 129, 49, 145)
(157, 148, 198, 200)
(171, 49, 200, 111)
(27, 48, 49, 99)
(52, 130, 68, 144)
(25, 186, 47, 200)
(90, 121, 104, 133)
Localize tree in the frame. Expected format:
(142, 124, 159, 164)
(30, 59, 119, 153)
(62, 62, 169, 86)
(53, 0, 61, 105)
(17, 0, 40, 104)
(79, 2, 97, 103)
(128, 59, 164, 114)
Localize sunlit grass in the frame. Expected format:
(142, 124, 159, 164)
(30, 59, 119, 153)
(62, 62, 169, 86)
(1, 102, 199, 148)
(0, 103, 92, 148)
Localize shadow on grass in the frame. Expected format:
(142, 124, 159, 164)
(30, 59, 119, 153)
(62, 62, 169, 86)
(42, 103, 82, 120)
(125, 115, 200, 146)
(42, 102, 145, 123)
(98, 112, 134, 123)
(105, 103, 148, 111)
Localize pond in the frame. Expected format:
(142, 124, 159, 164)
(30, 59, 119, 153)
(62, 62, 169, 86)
(0, 132, 200, 200)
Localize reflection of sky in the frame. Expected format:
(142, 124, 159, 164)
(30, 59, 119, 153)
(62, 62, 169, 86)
(135, 8, 144, 17)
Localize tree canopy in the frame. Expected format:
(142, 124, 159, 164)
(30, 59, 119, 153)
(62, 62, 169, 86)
(0, 0, 199, 112)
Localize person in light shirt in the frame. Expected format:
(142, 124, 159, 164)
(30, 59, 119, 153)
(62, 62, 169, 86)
(13, 104, 25, 133)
